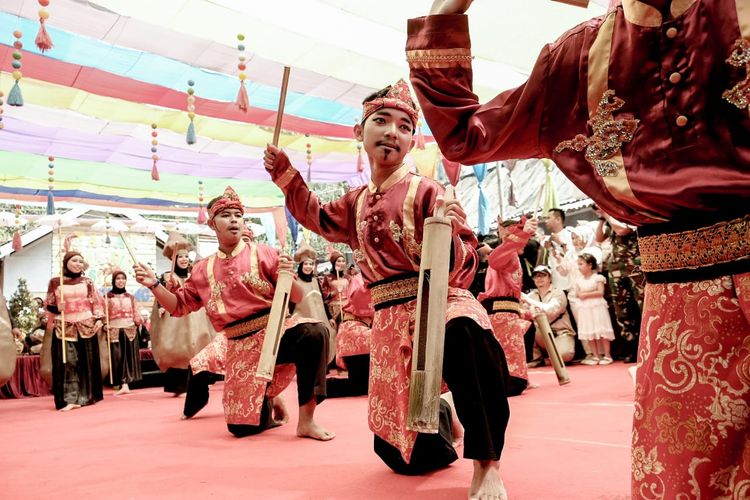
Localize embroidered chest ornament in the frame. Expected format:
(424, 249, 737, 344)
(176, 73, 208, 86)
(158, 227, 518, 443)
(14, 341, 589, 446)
(554, 90, 639, 177)
(723, 38, 750, 110)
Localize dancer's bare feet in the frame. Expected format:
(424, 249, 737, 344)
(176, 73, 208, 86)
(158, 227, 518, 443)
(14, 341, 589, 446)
(272, 395, 290, 425)
(115, 384, 131, 395)
(296, 399, 335, 441)
(469, 460, 507, 500)
(60, 403, 81, 412)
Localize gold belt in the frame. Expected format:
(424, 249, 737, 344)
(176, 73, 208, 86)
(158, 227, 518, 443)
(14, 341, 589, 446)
(224, 313, 270, 340)
(491, 300, 520, 314)
(369, 276, 419, 309)
(638, 214, 750, 273)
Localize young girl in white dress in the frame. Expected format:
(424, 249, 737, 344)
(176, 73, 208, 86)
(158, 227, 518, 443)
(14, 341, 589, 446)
(574, 253, 615, 365)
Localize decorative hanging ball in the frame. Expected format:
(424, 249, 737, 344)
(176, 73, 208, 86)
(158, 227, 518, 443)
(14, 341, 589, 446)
(35, 0, 54, 52)
(150, 123, 160, 181)
(196, 180, 207, 224)
(46, 155, 55, 214)
(186, 81, 197, 145)
(8, 32, 24, 106)
(234, 33, 249, 112)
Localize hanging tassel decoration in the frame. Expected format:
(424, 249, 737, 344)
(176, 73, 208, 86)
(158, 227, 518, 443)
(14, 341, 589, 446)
(46, 156, 56, 214)
(12, 204, 22, 252)
(35, 1, 54, 52)
(356, 143, 364, 172)
(235, 34, 249, 112)
(415, 118, 426, 150)
(305, 134, 313, 182)
(8, 31, 24, 107)
(186, 80, 197, 144)
(150, 123, 160, 180)
(197, 180, 207, 224)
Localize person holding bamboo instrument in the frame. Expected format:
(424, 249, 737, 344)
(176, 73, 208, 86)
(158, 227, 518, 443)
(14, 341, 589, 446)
(45, 250, 104, 411)
(133, 187, 333, 441)
(105, 270, 143, 395)
(477, 217, 537, 396)
(264, 80, 510, 499)
(408, 1, 750, 495)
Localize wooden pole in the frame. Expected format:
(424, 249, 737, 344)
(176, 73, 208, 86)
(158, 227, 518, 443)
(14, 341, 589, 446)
(59, 225, 66, 364)
(103, 272, 113, 385)
(533, 183, 545, 220)
(119, 232, 138, 265)
(272, 66, 291, 147)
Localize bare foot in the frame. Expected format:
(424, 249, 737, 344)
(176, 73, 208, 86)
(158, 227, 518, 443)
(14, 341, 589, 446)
(272, 396, 290, 425)
(296, 420, 335, 441)
(469, 460, 507, 500)
(115, 384, 131, 395)
(60, 403, 81, 412)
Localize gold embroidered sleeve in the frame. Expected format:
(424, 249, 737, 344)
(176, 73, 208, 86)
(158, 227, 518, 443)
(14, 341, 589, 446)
(406, 48, 473, 69)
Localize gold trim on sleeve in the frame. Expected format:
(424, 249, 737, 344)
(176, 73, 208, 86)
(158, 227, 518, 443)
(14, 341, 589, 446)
(406, 48, 473, 69)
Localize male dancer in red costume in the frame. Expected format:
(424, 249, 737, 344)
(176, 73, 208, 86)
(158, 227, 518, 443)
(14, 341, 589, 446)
(134, 187, 333, 441)
(408, 0, 750, 496)
(265, 80, 510, 499)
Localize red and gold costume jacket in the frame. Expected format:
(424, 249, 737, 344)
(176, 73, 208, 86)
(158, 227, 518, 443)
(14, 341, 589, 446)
(336, 273, 374, 368)
(270, 159, 494, 462)
(106, 293, 142, 341)
(46, 277, 104, 340)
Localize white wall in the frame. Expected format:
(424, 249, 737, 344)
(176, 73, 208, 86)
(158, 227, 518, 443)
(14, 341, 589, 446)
(3, 233, 52, 300)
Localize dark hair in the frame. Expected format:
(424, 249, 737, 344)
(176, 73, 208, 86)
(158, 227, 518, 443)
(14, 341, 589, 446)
(548, 208, 566, 223)
(207, 196, 221, 210)
(361, 85, 417, 134)
(578, 252, 598, 270)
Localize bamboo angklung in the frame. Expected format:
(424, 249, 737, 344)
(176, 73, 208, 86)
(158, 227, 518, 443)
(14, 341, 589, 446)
(534, 312, 571, 385)
(257, 66, 294, 381)
(407, 186, 455, 433)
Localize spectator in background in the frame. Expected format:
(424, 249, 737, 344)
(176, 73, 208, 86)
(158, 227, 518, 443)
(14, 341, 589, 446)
(573, 253, 615, 365)
(26, 311, 47, 354)
(522, 265, 576, 366)
(541, 208, 575, 292)
(595, 208, 642, 364)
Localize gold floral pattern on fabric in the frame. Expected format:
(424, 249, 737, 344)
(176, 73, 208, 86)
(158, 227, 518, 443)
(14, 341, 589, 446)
(368, 288, 492, 462)
(401, 227, 422, 260)
(632, 276, 750, 497)
(488, 312, 529, 381)
(723, 38, 750, 109)
(638, 214, 750, 272)
(336, 319, 372, 369)
(54, 316, 98, 341)
(406, 48, 473, 69)
(389, 221, 403, 243)
(223, 315, 317, 425)
(369, 276, 419, 307)
(241, 272, 272, 296)
(554, 90, 639, 177)
(353, 249, 365, 263)
(190, 333, 228, 376)
(206, 281, 226, 314)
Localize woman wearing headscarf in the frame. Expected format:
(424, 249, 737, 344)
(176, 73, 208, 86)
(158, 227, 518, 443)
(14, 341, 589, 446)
(150, 247, 217, 396)
(45, 251, 104, 411)
(105, 270, 143, 395)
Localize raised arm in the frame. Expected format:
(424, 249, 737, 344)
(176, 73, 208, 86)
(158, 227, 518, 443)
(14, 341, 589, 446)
(264, 145, 357, 245)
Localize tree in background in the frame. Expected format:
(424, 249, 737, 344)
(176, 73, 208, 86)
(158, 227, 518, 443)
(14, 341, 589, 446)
(8, 278, 38, 333)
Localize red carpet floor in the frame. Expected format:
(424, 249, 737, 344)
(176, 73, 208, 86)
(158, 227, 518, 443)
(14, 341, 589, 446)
(1, 363, 633, 499)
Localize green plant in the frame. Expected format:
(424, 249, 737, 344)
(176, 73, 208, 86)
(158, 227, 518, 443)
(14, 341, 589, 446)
(8, 278, 38, 333)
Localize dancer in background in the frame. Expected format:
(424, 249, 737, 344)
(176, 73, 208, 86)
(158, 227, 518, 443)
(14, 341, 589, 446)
(46, 251, 104, 411)
(105, 270, 143, 394)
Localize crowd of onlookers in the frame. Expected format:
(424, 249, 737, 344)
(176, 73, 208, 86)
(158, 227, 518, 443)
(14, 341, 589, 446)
(471, 206, 644, 368)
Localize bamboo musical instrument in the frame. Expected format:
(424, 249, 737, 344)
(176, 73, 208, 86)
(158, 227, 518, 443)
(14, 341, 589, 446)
(407, 186, 454, 433)
(534, 312, 571, 385)
(256, 269, 294, 381)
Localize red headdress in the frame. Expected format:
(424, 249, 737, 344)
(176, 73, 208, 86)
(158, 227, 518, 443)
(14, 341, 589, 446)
(208, 186, 244, 219)
(362, 79, 419, 127)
